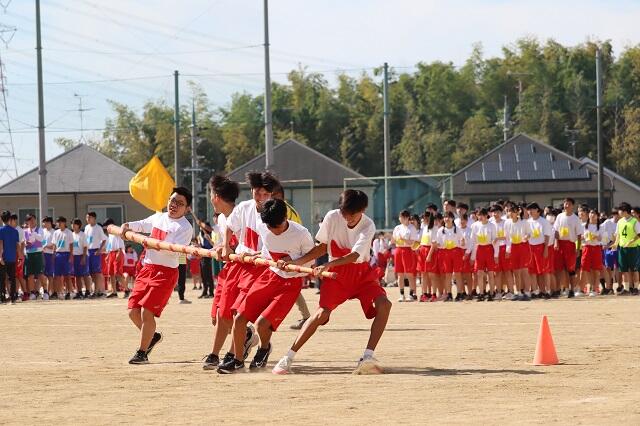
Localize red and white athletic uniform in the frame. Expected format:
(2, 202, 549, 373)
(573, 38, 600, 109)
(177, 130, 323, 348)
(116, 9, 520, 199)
(504, 219, 532, 270)
(527, 217, 553, 275)
(372, 237, 390, 270)
(106, 234, 125, 277)
(490, 217, 508, 272)
(126, 213, 193, 317)
(417, 226, 438, 273)
(392, 223, 419, 274)
(123, 251, 138, 277)
(469, 221, 497, 272)
(317, 209, 386, 322)
(235, 221, 315, 331)
(459, 226, 473, 273)
(435, 226, 465, 273)
(553, 212, 582, 273)
(211, 212, 229, 319)
(581, 223, 604, 272)
(219, 200, 268, 318)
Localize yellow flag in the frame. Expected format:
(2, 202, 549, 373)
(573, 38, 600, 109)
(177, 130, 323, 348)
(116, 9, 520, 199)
(129, 156, 175, 212)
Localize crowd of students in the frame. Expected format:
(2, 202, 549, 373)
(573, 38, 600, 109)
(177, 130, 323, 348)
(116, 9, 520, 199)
(374, 199, 640, 302)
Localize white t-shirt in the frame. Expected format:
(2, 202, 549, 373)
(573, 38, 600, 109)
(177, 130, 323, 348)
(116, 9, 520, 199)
(582, 223, 605, 247)
(601, 218, 617, 245)
(52, 228, 74, 253)
(419, 227, 438, 246)
(106, 234, 125, 253)
(42, 227, 55, 254)
(504, 218, 532, 253)
(72, 231, 88, 255)
(435, 226, 465, 250)
(84, 223, 107, 250)
(392, 224, 419, 247)
(127, 212, 193, 268)
(528, 217, 553, 246)
(226, 199, 262, 255)
(469, 221, 497, 259)
(554, 212, 583, 242)
(490, 217, 507, 247)
(258, 221, 315, 278)
(315, 209, 376, 263)
(372, 237, 389, 256)
(16, 226, 25, 244)
(124, 251, 138, 267)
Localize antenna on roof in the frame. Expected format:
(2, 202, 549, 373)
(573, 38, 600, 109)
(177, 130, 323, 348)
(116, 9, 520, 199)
(564, 126, 580, 158)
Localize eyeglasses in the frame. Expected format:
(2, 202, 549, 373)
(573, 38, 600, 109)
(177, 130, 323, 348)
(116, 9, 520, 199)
(169, 198, 186, 208)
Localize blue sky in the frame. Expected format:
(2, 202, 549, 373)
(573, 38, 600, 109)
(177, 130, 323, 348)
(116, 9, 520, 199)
(1, 0, 638, 184)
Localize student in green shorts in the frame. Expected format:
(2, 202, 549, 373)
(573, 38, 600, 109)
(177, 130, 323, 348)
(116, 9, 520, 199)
(611, 203, 640, 295)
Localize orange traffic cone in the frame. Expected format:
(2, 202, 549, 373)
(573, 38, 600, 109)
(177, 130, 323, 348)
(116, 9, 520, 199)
(533, 316, 559, 365)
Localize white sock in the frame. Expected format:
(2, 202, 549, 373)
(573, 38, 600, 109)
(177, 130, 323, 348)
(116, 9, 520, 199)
(363, 349, 374, 359)
(286, 349, 297, 361)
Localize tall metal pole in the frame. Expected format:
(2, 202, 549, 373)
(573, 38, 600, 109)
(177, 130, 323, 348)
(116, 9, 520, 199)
(35, 0, 47, 218)
(383, 62, 391, 229)
(263, 0, 274, 169)
(596, 48, 604, 211)
(503, 95, 510, 142)
(190, 100, 198, 220)
(174, 70, 181, 185)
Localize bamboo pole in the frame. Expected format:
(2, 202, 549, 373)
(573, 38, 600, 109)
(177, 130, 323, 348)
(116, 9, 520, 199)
(106, 225, 337, 279)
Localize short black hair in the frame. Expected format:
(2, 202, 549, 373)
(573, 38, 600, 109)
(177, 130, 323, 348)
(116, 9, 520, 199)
(246, 171, 280, 193)
(399, 210, 411, 218)
(103, 218, 114, 227)
(527, 202, 541, 212)
(489, 204, 503, 212)
(72, 218, 83, 227)
(172, 186, 193, 206)
(25, 213, 35, 221)
(209, 175, 239, 203)
(426, 203, 438, 211)
(1, 210, 10, 223)
(9, 213, 18, 221)
(478, 208, 489, 217)
(56, 216, 67, 223)
(339, 189, 368, 214)
(564, 197, 575, 205)
(458, 203, 469, 211)
(271, 182, 284, 197)
(260, 198, 287, 228)
(444, 199, 457, 208)
(87, 211, 97, 218)
(618, 202, 631, 213)
(42, 216, 53, 224)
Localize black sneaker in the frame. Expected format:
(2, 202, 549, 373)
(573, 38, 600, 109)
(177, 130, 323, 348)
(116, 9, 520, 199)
(217, 357, 244, 374)
(124, 291, 130, 298)
(146, 332, 163, 355)
(476, 294, 485, 302)
(616, 285, 624, 293)
(249, 343, 272, 370)
(221, 352, 234, 366)
(64, 293, 71, 300)
(129, 350, 149, 365)
(486, 293, 494, 302)
(50, 292, 58, 300)
(520, 293, 531, 301)
(242, 326, 259, 361)
(567, 290, 575, 298)
(631, 287, 639, 295)
(202, 353, 220, 370)
(73, 293, 83, 300)
(618, 289, 630, 296)
(444, 293, 453, 302)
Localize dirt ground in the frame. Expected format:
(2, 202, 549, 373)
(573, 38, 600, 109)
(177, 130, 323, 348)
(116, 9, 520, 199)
(1, 286, 639, 425)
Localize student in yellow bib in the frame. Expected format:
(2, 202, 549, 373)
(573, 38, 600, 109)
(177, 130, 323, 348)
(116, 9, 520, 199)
(272, 183, 312, 329)
(611, 202, 640, 295)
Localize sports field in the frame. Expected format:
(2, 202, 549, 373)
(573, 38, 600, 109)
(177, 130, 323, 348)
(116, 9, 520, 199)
(1, 288, 639, 425)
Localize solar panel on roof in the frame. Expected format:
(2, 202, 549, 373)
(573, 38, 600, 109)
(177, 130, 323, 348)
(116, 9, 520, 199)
(465, 171, 485, 182)
(483, 161, 500, 171)
(484, 170, 518, 181)
(553, 169, 590, 179)
(518, 162, 536, 171)
(500, 161, 517, 171)
(552, 161, 572, 170)
(518, 169, 554, 180)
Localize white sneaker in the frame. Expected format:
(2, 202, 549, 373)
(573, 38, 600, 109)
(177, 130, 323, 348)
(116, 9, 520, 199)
(588, 291, 597, 297)
(242, 325, 259, 361)
(179, 299, 192, 304)
(494, 292, 503, 300)
(353, 356, 383, 375)
(574, 291, 585, 298)
(43, 293, 49, 301)
(272, 356, 293, 375)
(502, 292, 514, 300)
(29, 293, 37, 300)
(397, 295, 405, 302)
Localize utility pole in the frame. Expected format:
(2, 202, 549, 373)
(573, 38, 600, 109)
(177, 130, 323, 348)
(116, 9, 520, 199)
(263, 0, 274, 169)
(173, 70, 180, 185)
(596, 48, 604, 211)
(36, 0, 47, 219)
(502, 95, 511, 142)
(189, 100, 198, 220)
(564, 126, 580, 158)
(383, 62, 391, 229)
(73, 93, 93, 143)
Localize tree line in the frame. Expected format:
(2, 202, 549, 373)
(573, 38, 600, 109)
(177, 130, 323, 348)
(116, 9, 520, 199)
(57, 38, 640, 184)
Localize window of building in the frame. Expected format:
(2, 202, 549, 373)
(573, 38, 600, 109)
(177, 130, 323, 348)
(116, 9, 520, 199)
(18, 208, 55, 225)
(87, 205, 124, 225)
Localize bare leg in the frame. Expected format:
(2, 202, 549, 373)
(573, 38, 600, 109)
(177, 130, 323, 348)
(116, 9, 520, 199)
(365, 296, 392, 351)
(212, 316, 233, 355)
(139, 309, 156, 351)
(255, 316, 273, 349)
(129, 308, 142, 329)
(231, 314, 249, 359)
(291, 307, 331, 352)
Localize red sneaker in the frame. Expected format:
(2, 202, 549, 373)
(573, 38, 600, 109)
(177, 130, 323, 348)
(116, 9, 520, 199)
(21, 293, 29, 302)
(430, 294, 438, 302)
(419, 294, 428, 302)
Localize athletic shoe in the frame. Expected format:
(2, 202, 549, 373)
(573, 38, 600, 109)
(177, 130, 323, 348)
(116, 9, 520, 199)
(128, 350, 149, 365)
(476, 294, 485, 302)
(519, 293, 531, 301)
(588, 291, 597, 297)
(574, 291, 585, 297)
(272, 356, 293, 375)
(290, 318, 308, 330)
(249, 343, 272, 370)
(217, 358, 244, 374)
(29, 293, 37, 301)
(465, 293, 473, 301)
(107, 292, 118, 298)
(567, 290, 575, 298)
(243, 325, 259, 361)
(502, 292, 514, 301)
(486, 293, 494, 302)
(202, 353, 220, 370)
(42, 292, 49, 301)
(73, 293, 83, 300)
(64, 293, 71, 300)
(411, 293, 418, 301)
(353, 356, 383, 375)
(178, 299, 192, 304)
(444, 293, 453, 302)
(429, 294, 437, 302)
(511, 293, 522, 301)
(601, 288, 611, 295)
(405, 296, 415, 303)
(617, 289, 630, 296)
(616, 285, 624, 293)
(123, 291, 130, 298)
(146, 332, 163, 355)
(419, 294, 428, 303)
(494, 292, 502, 300)
(631, 287, 639, 295)
(21, 293, 29, 302)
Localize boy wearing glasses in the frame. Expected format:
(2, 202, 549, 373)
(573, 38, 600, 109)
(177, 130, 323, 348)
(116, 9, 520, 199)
(120, 187, 194, 364)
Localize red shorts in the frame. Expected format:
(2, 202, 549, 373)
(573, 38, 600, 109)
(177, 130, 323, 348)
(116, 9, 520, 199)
(581, 245, 604, 272)
(556, 240, 577, 273)
(189, 258, 201, 275)
(459, 248, 473, 273)
(16, 257, 24, 279)
(394, 247, 417, 274)
(376, 252, 389, 270)
(438, 248, 462, 274)
(474, 245, 496, 272)
(127, 263, 179, 317)
(528, 244, 550, 275)
(107, 251, 123, 276)
(123, 265, 136, 277)
(494, 245, 507, 272)
(507, 243, 530, 270)
(418, 245, 438, 273)
(101, 254, 109, 278)
(212, 262, 243, 320)
(236, 269, 302, 331)
(319, 262, 387, 323)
